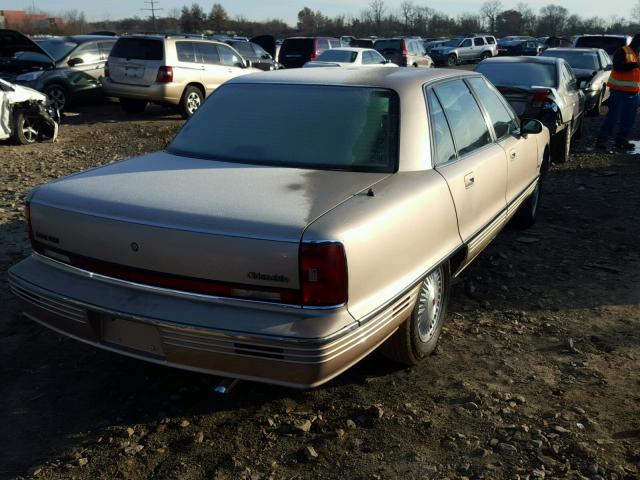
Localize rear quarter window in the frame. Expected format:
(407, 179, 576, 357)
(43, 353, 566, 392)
(110, 38, 163, 60)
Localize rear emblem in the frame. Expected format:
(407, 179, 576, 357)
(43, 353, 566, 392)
(130, 242, 139, 252)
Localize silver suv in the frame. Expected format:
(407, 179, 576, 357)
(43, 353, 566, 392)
(429, 35, 497, 67)
(102, 35, 259, 117)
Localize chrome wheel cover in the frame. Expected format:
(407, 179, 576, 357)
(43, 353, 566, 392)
(21, 116, 39, 143)
(186, 91, 201, 114)
(417, 266, 444, 343)
(46, 87, 66, 111)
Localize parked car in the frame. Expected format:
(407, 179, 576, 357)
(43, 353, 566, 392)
(429, 34, 497, 66)
(498, 37, 544, 56)
(303, 47, 396, 67)
(423, 39, 449, 51)
(542, 36, 573, 48)
(374, 38, 433, 67)
(0, 78, 59, 144)
(541, 48, 612, 115)
(340, 36, 355, 46)
(224, 40, 280, 71)
(0, 29, 116, 111)
(476, 56, 585, 163)
(102, 35, 259, 118)
(573, 34, 631, 55)
(9, 68, 549, 388)
(278, 37, 341, 68)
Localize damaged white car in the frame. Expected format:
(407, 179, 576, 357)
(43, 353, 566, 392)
(0, 79, 58, 144)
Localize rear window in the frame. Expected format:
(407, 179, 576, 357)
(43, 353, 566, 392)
(281, 38, 314, 54)
(476, 62, 557, 88)
(316, 50, 358, 63)
(375, 39, 403, 52)
(169, 84, 399, 173)
(110, 38, 163, 60)
(542, 51, 599, 71)
(575, 37, 626, 54)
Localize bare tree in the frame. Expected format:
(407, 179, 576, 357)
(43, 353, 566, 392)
(480, 0, 503, 34)
(399, 1, 415, 30)
(517, 2, 536, 35)
(632, 0, 640, 23)
(368, 0, 386, 32)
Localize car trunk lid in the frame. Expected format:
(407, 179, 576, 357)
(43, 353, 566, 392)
(28, 151, 389, 296)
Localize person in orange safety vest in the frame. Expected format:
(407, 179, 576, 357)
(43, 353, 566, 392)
(596, 34, 640, 150)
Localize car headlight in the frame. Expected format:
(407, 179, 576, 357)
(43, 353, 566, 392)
(16, 70, 44, 82)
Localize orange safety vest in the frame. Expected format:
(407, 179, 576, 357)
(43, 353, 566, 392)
(607, 46, 640, 93)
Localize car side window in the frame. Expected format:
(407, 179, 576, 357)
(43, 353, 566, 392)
(176, 41, 197, 63)
(218, 44, 244, 67)
(196, 42, 220, 65)
(467, 77, 519, 140)
(474, 38, 485, 46)
(317, 39, 330, 52)
(599, 50, 611, 69)
(362, 51, 374, 64)
(562, 63, 578, 90)
(372, 50, 386, 63)
(426, 89, 456, 166)
(72, 42, 101, 64)
(461, 39, 472, 47)
(98, 41, 116, 60)
(329, 39, 341, 48)
(486, 37, 496, 44)
(434, 80, 492, 156)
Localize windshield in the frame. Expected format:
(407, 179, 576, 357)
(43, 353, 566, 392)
(476, 62, 557, 88)
(36, 40, 77, 61)
(315, 50, 358, 62)
(169, 84, 399, 173)
(443, 38, 463, 47)
(543, 51, 599, 70)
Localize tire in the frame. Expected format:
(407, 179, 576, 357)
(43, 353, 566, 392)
(589, 88, 606, 116)
(513, 175, 543, 229)
(481, 52, 491, 60)
(551, 121, 571, 163)
(120, 98, 148, 114)
(446, 54, 457, 67)
(12, 111, 41, 145)
(179, 85, 204, 118)
(43, 84, 68, 112)
(380, 262, 451, 365)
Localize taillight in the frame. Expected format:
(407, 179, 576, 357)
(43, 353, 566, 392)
(156, 66, 173, 83)
(25, 201, 35, 246)
(300, 243, 348, 307)
(532, 89, 552, 107)
(401, 40, 409, 58)
(104, 62, 110, 78)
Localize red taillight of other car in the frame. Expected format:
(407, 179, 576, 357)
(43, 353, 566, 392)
(156, 66, 173, 83)
(300, 242, 348, 307)
(532, 89, 552, 107)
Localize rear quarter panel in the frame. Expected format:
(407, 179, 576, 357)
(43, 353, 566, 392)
(303, 171, 461, 321)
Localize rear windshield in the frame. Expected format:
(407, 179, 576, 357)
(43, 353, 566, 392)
(542, 51, 599, 70)
(316, 50, 358, 62)
(281, 38, 314, 54)
(374, 39, 402, 52)
(575, 37, 626, 54)
(169, 84, 399, 173)
(352, 39, 374, 48)
(110, 38, 163, 60)
(476, 62, 557, 88)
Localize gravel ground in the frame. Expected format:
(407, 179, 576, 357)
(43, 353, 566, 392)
(0, 99, 639, 480)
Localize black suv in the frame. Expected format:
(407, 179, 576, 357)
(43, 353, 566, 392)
(0, 29, 116, 111)
(278, 37, 341, 68)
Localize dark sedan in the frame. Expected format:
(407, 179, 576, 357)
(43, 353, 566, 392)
(498, 37, 544, 56)
(0, 29, 116, 111)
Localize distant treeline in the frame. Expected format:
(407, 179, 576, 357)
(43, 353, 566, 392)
(18, 1, 640, 38)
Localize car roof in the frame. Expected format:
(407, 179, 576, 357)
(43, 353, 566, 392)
(66, 35, 117, 42)
(545, 47, 600, 53)
(323, 47, 373, 52)
(229, 66, 478, 90)
(481, 56, 561, 65)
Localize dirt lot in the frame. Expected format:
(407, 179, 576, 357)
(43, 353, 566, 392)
(0, 99, 639, 480)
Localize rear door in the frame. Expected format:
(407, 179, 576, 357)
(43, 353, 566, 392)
(195, 42, 225, 95)
(427, 79, 508, 259)
(468, 76, 539, 207)
(472, 37, 485, 60)
(65, 41, 103, 93)
(175, 41, 206, 89)
(108, 37, 164, 86)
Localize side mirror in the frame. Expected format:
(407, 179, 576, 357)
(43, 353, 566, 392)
(68, 57, 84, 67)
(521, 119, 543, 136)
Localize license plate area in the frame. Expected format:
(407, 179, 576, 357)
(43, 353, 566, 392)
(102, 318, 165, 358)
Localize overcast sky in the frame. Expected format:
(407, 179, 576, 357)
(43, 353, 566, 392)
(4, 0, 633, 24)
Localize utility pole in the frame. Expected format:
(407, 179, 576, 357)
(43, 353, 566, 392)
(142, 0, 162, 32)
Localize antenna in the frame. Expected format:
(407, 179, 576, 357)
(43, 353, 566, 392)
(142, 0, 163, 32)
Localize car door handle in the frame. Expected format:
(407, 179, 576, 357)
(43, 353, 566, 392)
(510, 150, 517, 160)
(464, 172, 475, 188)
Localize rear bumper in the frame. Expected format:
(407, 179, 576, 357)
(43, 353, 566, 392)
(8, 254, 416, 388)
(102, 77, 182, 105)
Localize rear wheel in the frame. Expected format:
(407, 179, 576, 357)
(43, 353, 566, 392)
(120, 98, 148, 114)
(447, 55, 457, 67)
(12, 111, 41, 145)
(179, 85, 204, 118)
(551, 121, 571, 163)
(380, 262, 450, 365)
(481, 51, 491, 60)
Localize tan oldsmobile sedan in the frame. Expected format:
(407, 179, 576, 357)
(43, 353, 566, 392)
(9, 68, 550, 388)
